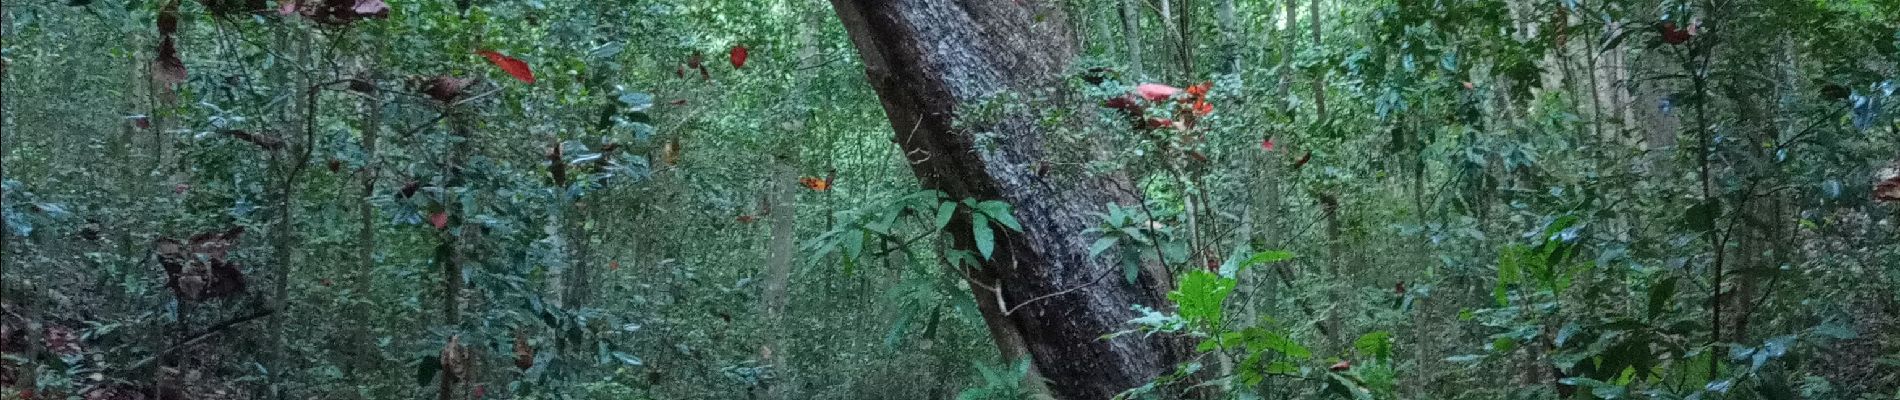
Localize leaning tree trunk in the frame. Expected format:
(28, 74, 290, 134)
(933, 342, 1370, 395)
(827, 2, 1182, 398)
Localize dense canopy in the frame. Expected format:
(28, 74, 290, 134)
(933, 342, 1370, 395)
(1, 0, 1897, 399)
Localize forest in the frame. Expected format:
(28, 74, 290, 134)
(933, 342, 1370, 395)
(0, 0, 1896, 399)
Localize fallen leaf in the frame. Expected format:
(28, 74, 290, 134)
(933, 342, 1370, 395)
(1261, 138, 1277, 151)
(478, 50, 536, 84)
(429, 212, 449, 230)
(1330, 360, 1351, 371)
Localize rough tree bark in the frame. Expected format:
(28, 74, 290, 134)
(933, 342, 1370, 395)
(826, 2, 1183, 398)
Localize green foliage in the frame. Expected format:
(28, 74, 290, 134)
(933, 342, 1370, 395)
(956, 360, 1041, 400)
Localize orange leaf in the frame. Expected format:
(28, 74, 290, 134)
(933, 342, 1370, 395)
(799, 177, 831, 191)
(1186, 81, 1212, 98)
(1192, 99, 1214, 116)
(478, 50, 536, 84)
(729, 45, 749, 68)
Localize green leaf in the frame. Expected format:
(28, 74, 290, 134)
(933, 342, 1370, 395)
(1355, 331, 1392, 361)
(1647, 276, 1677, 320)
(1682, 199, 1721, 232)
(611, 351, 644, 366)
(975, 200, 1023, 231)
(1089, 237, 1119, 258)
(1122, 248, 1142, 284)
(415, 355, 441, 387)
(1238, 250, 1296, 271)
(934, 201, 957, 232)
(1167, 271, 1236, 327)
(973, 213, 996, 260)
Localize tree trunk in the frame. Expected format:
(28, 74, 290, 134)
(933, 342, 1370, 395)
(758, 7, 821, 399)
(1118, 0, 1145, 80)
(349, 64, 383, 388)
(1308, 0, 1326, 120)
(826, 2, 1184, 398)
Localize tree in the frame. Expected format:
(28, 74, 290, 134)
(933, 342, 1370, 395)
(825, 2, 1184, 398)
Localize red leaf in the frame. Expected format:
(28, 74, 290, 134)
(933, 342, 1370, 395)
(1135, 83, 1182, 101)
(1875, 166, 1900, 202)
(729, 45, 749, 69)
(429, 212, 449, 230)
(1291, 151, 1313, 171)
(1261, 138, 1277, 151)
(1659, 22, 1691, 45)
(478, 50, 536, 84)
(610, 260, 620, 271)
(1330, 360, 1352, 371)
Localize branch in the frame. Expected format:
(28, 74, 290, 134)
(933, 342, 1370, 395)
(125, 308, 276, 371)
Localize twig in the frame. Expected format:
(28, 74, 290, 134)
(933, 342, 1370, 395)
(1002, 268, 1117, 316)
(125, 308, 276, 371)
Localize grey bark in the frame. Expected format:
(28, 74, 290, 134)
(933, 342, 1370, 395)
(825, 2, 1184, 398)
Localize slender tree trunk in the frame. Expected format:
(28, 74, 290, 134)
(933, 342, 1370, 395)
(349, 64, 383, 388)
(1308, 0, 1326, 120)
(1277, 0, 1296, 112)
(760, 10, 820, 398)
(266, 34, 318, 400)
(1216, 0, 1239, 75)
(759, 162, 798, 400)
(437, 106, 471, 400)
(0, 2, 9, 294)
(1118, 0, 1145, 80)
(826, 2, 1184, 398)
(1176, 0, 1194, 77)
